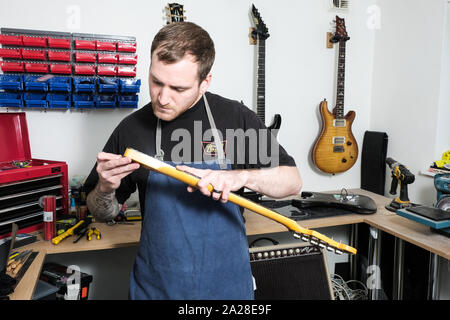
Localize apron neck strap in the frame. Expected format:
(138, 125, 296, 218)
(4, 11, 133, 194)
(155, 94, 227, 169)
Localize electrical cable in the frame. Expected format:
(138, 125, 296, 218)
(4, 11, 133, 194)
(330, 274, 368, 300)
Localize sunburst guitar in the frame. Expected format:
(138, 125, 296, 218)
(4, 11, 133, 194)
(313, 16, 358, 174)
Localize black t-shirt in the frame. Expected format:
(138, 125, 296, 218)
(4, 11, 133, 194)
(83, 92, 296, 213)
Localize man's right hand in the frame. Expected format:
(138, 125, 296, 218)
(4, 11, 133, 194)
(96, 152, 140, 193)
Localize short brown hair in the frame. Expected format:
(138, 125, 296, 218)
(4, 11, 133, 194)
(151, 22, 215, 81)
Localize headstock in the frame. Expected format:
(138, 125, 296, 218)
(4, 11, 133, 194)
(330, 15, 350, 43)
(165, 3, 186, 24)
(250, 4, 269, 41)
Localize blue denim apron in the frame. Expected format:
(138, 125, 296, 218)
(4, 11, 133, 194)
(129, 95, 253, 300)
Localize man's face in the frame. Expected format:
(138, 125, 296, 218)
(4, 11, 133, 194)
(149, 51, 211, 121)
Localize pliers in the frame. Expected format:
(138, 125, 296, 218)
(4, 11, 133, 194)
(86, 227, 101, 241)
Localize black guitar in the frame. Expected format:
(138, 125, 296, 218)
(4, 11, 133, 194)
(250, 5, 282, 135)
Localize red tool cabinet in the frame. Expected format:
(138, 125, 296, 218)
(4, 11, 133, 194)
(0, 112, 69, 238)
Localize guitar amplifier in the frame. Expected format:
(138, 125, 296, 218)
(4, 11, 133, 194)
(250, 242, 333, 300)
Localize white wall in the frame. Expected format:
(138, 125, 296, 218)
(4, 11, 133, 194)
(436, 1, 450, 163)
(370, 0, 448, 205)
(0, 0, 376, 192)
(369, 0, 450, 299)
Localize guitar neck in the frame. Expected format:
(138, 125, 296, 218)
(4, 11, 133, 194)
(256, 39, 266, 123)
(335, 40, 346, 119)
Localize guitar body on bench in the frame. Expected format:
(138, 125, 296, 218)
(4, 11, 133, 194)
(313, 16, 358, 174)
(313, 99, 358, 173)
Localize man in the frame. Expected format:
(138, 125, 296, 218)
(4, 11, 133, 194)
(84, 22, 302, 300)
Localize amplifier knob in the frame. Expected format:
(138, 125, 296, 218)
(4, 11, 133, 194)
(263, 252, 269, 258)
(257, 253, 263, 259)
(288, 249, 294, 255)
(270, 251, 275, 257)
(295, 248, 300, 254)
(276, 250, 281, 256)
(282, 249, 287, 256)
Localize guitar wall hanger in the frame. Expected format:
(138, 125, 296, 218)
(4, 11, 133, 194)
(327, 32, 351, 48)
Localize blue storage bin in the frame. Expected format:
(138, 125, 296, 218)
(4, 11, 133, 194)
(95, 94, 117, 108)
(119, 78, 141, 93)
(49, 77, 72, 93)
(0, 75, 23, 91)
(47, 93, 71, 109)
(98, 78, 119, 93)
(24, 92, 47, 108)
(73, 94, 94, 108)
(24, 75, 49, 92)
(0, 92, 22, 108)
(118, 94, 138, 108)
(73, 77, 96, 93)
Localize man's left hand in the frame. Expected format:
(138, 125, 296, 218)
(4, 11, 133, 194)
(176, 165, 249, 203)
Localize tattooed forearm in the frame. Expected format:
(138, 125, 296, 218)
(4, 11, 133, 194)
(86, 183, 120, 221)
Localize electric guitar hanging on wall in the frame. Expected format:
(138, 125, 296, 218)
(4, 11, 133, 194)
(312, 16, 358, 174)
(250, 5, 282, 135)
(165, 3, 186, 24)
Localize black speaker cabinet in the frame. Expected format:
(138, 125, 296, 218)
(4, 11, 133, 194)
(250, 243, 333, 300)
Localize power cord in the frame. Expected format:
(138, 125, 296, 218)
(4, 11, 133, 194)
(330, 274, 368, 300)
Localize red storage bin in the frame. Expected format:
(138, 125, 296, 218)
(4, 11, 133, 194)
(96, 41, 116, 51)
(97, 53, 117, 64)
(22, 35, 47, 47)
(117, 54, 137, 65)
(0, 48, 22, 59)
(25, 63, 48, 73)
(75, 52, 96, 62)
(0, 61, 25, 72)
(50, 64, 72, 74)
(74, 64, 95, 75)
(117, 66, 136, 77)
(48, 51, 71, 62)
(97, 65, 117, 76)
(74, 39, 96, 50)
(48, 37, 71, 49)
(117, 42, 136, 52)
(0, 34, 23, 46)
(21, 49, 46, 60)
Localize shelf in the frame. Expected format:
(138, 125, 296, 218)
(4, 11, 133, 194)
(49, 64, 72, 74)
(48, 51, 71, 62)
(21, 49, 46, 60)
(24, 63, 48, 73)
(117, 42, 136, 52)
(21, 35, 47, 47)
(0, 48, 22, 59)
(96, 41, 116, 51)
(47, 37, 71, 49)
(1, 61, 25, 72)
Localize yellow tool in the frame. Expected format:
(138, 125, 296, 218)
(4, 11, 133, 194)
(434, 150, 450, 168)
(124, 148, 357, 255)
(87, 227, 101, 241)
(51, 220, 85, 245)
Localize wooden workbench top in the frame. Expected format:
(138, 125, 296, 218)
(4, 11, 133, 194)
(9, 188, 450, 299)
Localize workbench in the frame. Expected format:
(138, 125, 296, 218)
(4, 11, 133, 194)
(8, 189, 450, 300)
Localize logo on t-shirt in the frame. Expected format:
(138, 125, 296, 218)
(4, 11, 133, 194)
(202, 140, 227, 157)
